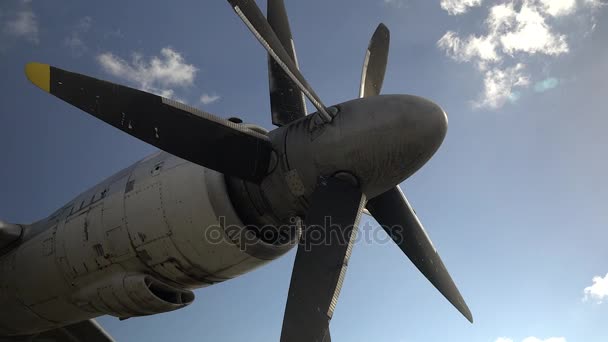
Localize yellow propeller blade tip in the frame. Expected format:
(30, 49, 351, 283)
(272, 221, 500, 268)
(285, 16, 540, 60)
(25, 62, 50, 93)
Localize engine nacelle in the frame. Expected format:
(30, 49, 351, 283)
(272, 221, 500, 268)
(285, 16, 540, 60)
(74, 273, 195, 319)
(0, 151, 296, 337)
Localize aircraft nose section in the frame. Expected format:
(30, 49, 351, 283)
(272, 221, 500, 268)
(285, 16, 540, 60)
(355, 94, 448, 196)
(394, 94, 448, 162)
(280, 94, 449, 199)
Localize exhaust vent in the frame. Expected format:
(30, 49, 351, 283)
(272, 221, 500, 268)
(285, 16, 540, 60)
(74, 273, 195, 318)
(147, 277, 195, 305)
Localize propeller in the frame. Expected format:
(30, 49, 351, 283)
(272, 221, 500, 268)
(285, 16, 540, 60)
(227, 0, 332, 123)
(281, 176, 366, 342)
(267, 0, 307, 126)
(366, 188, 473, 322)
(359, 23, 390, 98)
(24, 63, 274, 184)
(24, 1, 472, 340)
(359, 24, 473, 322)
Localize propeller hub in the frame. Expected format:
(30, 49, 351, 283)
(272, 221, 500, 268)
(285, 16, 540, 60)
(280, 94, 447, 199)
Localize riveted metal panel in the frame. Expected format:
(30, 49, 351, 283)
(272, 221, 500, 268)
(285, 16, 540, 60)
(14, 227, 69, 306)
(101, 174, 136, 264)
(0, 252, 57, 336)
(159, 162, 252, 278)
(104, 226, 131, 260)
(87, 204, 112, 270)
(55, 203, 117, 281)
(124, 150, 171, 248)
(101, 175, 129, 231)
(136, 236, 218, 287)
(29, 297, 94, 324)
(125, 181, 170, 247)
(59, 213, 93, 278)
(0, 296, 56, 336)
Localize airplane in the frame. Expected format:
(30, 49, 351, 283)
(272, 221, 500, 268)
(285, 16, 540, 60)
(0, 0, 472, 341)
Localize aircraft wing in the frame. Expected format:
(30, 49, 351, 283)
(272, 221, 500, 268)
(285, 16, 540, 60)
(0, 319, 115, 342)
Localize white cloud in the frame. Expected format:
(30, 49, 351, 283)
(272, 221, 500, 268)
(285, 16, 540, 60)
(200, 94, 221, 105)
(3, 10, 38, 43)
(98, 48, 197, 88)
(441, 0, 483, 15)
(438, 1, 570, 64)
(437, 0, 604, 109)
(583, 273, 608, 303)
(521, 338, 566, 342)
(64, 35, 85, 54)
(64, 16, 92, 57)
(496, 337, 566, 342)
(474, 64, 529, 109)
(97, 47, 198, 101)
(438, 31, 500, 65)
(499, 2, 569, 56)
(585, 0, 608, 8)
(157, 89, 177, 99)
(538, 0, 576, 17)
(384, 0, 408, 8)
(486, 2, 518, 35)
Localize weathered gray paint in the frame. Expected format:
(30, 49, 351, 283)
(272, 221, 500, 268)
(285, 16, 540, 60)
(0, 151, 295, 337)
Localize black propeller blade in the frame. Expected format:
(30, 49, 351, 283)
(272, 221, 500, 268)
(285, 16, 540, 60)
(267, 0, 307, 127)
(359, 23, 390, 98)
(25, 63, 274, 184)
(226, 0, 333, 123)
(366, 187, 473, 323)
(281, 176, 366, 342)
(356, 24, 472, 322)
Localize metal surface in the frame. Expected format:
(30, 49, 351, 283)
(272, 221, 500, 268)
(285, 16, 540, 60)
(0, 153, 294, 337)
(359, 24, 390, 98)
(356, 24, 471, 322)
(267, 0, 307, 126)
(0, 319, 115, 342)
(366, 187, 473, 322)
(281, 177, 366, 342)
(227, 0, 332, 122)
(281, 95, 449, 200)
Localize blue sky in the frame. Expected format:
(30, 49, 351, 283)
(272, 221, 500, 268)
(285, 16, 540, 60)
(1, 0, 608, 341)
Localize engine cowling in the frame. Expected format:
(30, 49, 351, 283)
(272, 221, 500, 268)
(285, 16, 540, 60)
(0, 151, 296, 337)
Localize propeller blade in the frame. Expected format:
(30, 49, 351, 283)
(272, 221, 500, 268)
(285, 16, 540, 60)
(25, 63, 274, 183)
(226, 0, 333, 123)
(356, 26, 469, 321)
(366, 186, 473, 323)
(281, 176, 366, 342)
(267, 0, 307, 127)
(359, 23, 390, 98)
